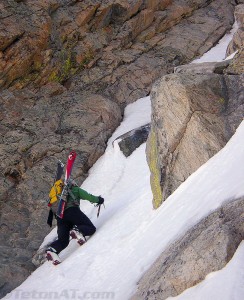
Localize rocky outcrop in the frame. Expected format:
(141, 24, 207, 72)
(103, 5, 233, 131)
(0, 0, 238, 297)
(146, 3, 244, 208)
(131, 197, 244, 300)
(226, 4, 244, 75)
(97, 0, 235, 106)
(226, 4, 244, 56)
(174, 60, 232, 74)
(225, 47, 244, 75)
(175, 47, 244, 76)
(0, 0, 234, 93)
(114, 124, 151, 157)
(147, 72, 244, 208)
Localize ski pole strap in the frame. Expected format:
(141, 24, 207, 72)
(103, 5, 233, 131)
(66, 185, 76, 200)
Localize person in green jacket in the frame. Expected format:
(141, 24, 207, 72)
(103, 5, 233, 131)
(46, 181, 104, 262)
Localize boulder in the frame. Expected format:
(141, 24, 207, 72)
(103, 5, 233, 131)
(174, 60, 231, 74)
(225, 47, 244, 75)
(132, 197, 244, 300)
(147, 73, 244, 208)
(114, 124, 151, 157)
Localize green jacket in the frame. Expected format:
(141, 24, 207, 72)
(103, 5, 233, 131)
(65, 186, 99, 210)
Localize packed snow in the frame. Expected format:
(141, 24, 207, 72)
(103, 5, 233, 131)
(3, 16, 243, 300)
(4, 104, 244, 300)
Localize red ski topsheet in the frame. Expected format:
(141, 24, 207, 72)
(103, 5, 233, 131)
(65, 150, 76, 183)
(56, 151, 77, 219)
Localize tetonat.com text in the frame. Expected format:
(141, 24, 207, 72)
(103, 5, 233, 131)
(5, 289, 115, 299)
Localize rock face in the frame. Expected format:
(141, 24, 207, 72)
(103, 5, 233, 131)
(0, 0, 234, 94)
(0, 0, 238, 297)
(226, 4, 244, 75)
(225, 47, 244, 74)
(226, 4, 244, 57)
(147, 72, 244, 208)
(131, 197, 244, 300)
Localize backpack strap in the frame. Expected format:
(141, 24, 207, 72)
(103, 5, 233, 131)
(66, 179, 79, 199)
(66, 185, 76, 200)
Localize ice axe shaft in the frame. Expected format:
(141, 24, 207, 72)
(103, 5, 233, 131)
(97, 203, 105, 218)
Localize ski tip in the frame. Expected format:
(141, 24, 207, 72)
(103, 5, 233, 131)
(68, 151, 77, 160)
(58, 160, 65, 167)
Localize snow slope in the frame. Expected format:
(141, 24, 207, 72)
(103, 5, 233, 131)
(4, 107, 244, 300)
(3, 18, 243, 300)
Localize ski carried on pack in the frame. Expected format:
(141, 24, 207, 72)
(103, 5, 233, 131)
(46, 151, 77, 265)
(47, 160, 64, 227)
(56, 160, 65, 182)
(56, 150, 77, 219)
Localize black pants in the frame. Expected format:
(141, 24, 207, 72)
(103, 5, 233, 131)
(50, 207, 96, 254)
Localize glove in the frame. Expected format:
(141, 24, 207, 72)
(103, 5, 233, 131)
(97, 196, 104, 205)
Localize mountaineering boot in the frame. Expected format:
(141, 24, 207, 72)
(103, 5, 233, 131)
(70, 227, 86, 246)
(45, 247, 61, 265)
